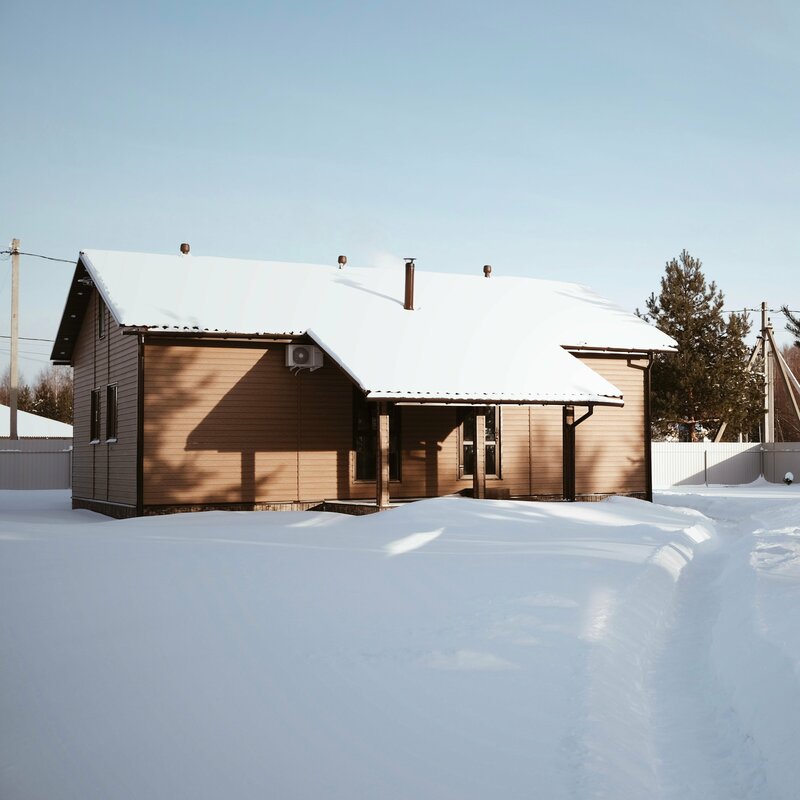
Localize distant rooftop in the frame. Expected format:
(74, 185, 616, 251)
(1, 404, 73, 438)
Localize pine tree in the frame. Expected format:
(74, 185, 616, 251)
(781, 306, 800, 348)
(0, 368, 33, 413)
(640, 250, 762, 441)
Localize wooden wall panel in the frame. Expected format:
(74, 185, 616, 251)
(574, 356, 647, 496)
(393, 406, 531, 499)
(530, 406, 564, 495)
(106, 310, 138, 505)
(143, 344, 300, 505)
(93, 297, 109, 500)
(297, 365, 353, 501)
(70, 294, 95, 500)
(499, 406, 531, 496)
(139, 343, 649, 508)
(394, 406, 459, 498)
(70, 290, 139, 507)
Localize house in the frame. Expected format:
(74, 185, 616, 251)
(51, 249, 676, 517)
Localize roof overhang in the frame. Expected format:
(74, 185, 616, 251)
(50, 256, 94, 364)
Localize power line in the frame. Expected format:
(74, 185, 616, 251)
(723, 308, 800, 315)
(0, 249, 74, 264)
(0, 346, 53, 359)
(0, 334, 54, 343)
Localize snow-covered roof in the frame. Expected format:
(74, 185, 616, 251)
(67, 250, 677, 405)
(1, 404, 73, 438)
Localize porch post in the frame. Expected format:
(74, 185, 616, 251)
(562, 405, 594, 501)
(562, 405, 576, 502)
(473, 407, 486, 499)
(376, 401, 390, 509)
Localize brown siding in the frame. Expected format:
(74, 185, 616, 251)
(297, 365, 355, 501)
(530, 405, 564, 496)
(142, 344, 535, 505)
(140, 342, 649, 509)
(574, 355, 648, 496)
(143, 343, 300, 505)
(108, 324, 138, 505)
(527, 355, 648, 498)
(391, 405, 533, 499)
(499, 406, 532, 496)
(394, 406, 460, 498)
(71, 299, 95, 500)
(71, 290, 138, 507)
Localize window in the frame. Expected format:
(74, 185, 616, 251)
(459, 406, 500, 477)
(90, 389, 101, 443)
(353, 391, 401, 481)
(106, 384, 118, 441)
(97, 297, 106, 339)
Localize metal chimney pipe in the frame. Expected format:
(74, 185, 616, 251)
(404, 258, 415, 310)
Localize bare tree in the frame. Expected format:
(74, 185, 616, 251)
(29, 365, 73, 424)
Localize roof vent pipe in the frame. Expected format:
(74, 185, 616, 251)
(180, 243, 190, 255)
(338, 255, 347, 269)
(483, 264, 492, 278)
(404, 258, 415, 310)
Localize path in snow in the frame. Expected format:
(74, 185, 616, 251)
(648, 526, 769, 799)
(654, 487, 800, 800)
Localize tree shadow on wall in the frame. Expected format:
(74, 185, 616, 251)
(142, 345, 225, 505)
(184, 349, 353, 504)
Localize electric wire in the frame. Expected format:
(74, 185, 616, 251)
(0, 249, 74, 264)
(0, 334, 55, 343)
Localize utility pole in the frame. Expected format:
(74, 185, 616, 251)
(9, 239, 20, 440)
(761, 302, 775, 443)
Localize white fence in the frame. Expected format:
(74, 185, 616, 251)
(0, 439, 72, 490)
(652, 442, 800, 488)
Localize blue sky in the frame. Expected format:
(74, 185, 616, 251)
(1, 0, 798, 376)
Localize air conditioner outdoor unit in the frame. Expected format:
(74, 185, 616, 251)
(286, 344, 323, 371)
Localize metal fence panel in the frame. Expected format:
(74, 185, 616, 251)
(652, 443, 763, 488)
(762, 444, 800, 484)
(0, 439, 72, 489)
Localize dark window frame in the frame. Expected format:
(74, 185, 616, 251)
(458, 406, 501, 479)
(105, 384, 118, 442)
(353, 390, 401, 482)
(90, 388, 101, 443)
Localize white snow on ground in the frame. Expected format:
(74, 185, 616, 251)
(1, 487, 799, 799)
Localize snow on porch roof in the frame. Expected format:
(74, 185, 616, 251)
(75, 250, 676, 405)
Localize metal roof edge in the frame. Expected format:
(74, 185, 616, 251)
(368, 394, 625, 407)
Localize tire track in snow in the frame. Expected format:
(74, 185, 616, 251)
(573, 509, 777, 800)
(574, 537, 702, 798)
(648, 529, 771, 800)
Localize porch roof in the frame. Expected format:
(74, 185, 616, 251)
(53, 250, 677, 405)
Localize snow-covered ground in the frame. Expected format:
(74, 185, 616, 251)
(1, 486, 799, 799)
